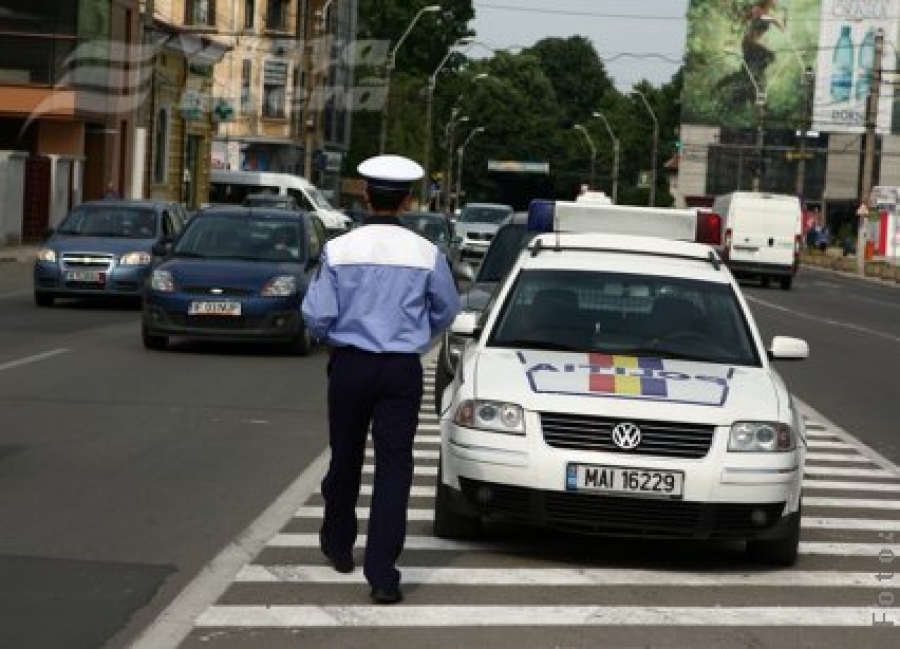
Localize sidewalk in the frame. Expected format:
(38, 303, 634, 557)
(0, 245, 38, 264)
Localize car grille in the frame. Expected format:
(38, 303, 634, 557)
(180, 286, 257, 297)
(540, 413, 714, 459)
(465, 232, 494, 242)
(61, 252, 114, 270)
(458, 478, 785, 538)
(169, 314, 264, 329)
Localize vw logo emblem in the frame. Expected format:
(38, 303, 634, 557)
(611, 422, 642, 450)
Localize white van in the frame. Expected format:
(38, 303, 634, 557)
(712, 191, 802, 290)
(209, 170, 351, 233)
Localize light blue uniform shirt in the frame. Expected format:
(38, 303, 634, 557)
(301, 221, 461, 354)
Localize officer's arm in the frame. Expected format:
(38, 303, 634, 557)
(301, 250, 339, 340)
(427, 252, 461, 333)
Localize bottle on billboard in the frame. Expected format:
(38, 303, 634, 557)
(856, 28, 876, 101)
(831, 25, 854, 102)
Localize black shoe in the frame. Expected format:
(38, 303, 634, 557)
(370, 586, 403, 605)
(319, 535, 354, 574)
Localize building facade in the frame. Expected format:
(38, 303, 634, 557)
(0, 0, 140, 243)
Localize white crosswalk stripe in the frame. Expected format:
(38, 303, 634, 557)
(175, 373, 900, 643)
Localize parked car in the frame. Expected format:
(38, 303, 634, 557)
(242, 193, 300, 211)
(436, 200, 809, 566)
(399, 210, 458, 268)
(141, 206, 326, 354)
(33, 199, 187, 307)
(454, 202, 514, 259)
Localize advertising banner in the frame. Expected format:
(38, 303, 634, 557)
(683, 1, 822, 129)
(811, 0, 899, 134)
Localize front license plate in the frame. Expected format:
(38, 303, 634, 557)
(189, 301, 241, 316)
(65, 270, 105, 283)
(566, 463, 684, 498)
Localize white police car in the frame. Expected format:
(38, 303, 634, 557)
(436, 199, 809, 565)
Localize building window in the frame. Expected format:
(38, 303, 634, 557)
(240, 59, 252, 115)
(266, 0, 289, 32)
(244, 0, 255, 30)
(262, 59, 288, 118)
(186, 0, 217, 27)
(153, 106, 171, 185)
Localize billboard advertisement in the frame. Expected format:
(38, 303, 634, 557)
(683, 1, 822, 129)
(682, 1, 900, 135)
(811, 0, 899, 134)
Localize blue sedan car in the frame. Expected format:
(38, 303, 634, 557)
(33, 200, 185, 306)
(141, 206, 326, 355)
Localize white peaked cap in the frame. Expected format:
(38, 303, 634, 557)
(358, 154, 424, 192)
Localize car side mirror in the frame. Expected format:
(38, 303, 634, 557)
(151, 241, 171, 257)
(767, 336, 809, 361)
(452, 260, 475, 290)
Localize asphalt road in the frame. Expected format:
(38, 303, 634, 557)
(0, 259, 898, 649)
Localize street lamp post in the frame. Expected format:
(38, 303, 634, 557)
(593, 111, 619, 203)
(443, 110, 468, 212)
(633, 90, 658, 206)
(455, 126, 485, 210)
(573, 124, 596, 189)
(422, 36, 474, 206)
(378, 4, 441, 154)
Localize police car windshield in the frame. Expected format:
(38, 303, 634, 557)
(488, 270, 761, 366)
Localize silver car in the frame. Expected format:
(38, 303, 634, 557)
(454, 202, 513, 260)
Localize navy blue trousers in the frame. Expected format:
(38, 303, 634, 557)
(320, 347, 423, 590)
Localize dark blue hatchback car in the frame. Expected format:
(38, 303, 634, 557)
(33, 200, 185, 306)
(141, 206, 326, 355)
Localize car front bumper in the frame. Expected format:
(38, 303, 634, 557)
(34, 262, 150, 298)
(441, 420, 803, 539)
(143, 294, 305, 343)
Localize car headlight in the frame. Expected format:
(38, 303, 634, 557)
(150, 269, 174, 292)
(120, 251, 152, 266)
(728, 422, 795, 452)
(261, 275, 297, 297)
(36, 248, 57, 263)
(454, 400, 524, 435)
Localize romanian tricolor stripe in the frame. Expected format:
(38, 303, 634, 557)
(588, 354, 668, 397)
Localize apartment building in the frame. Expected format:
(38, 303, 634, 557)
(0, 0, 140, 244)
(211, 0, 357, 200)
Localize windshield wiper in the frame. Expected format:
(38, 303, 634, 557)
(619, 347, 709, 362)
(173, 251, 206, 258)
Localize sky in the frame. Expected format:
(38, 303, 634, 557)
(467, 0, 690, 90)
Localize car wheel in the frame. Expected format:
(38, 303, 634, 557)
(287, 325, 312, 356)
(746, 499, 801, 566)
(433, 461, 482, 539)
(779, 276, 793, 290)
(34, 292, 54, 307)
(142, 325, 168, 351)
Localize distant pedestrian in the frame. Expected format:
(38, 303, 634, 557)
(301, 154, 460, 605)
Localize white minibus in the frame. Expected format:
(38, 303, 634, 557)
(209, 169, 351, 233)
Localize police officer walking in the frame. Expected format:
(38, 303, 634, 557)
(301, 154, 460, 605)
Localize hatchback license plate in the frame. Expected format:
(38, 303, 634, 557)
(189, 301, 241, 316)
(65, 270, 105, 283)
(566, 463, 684, 498)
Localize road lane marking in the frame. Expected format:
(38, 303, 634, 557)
(805, 496, 900, 510)
(0, 348, 68, 371)
(803, 480, 900, 492)
(194, 605, 894, 628)
(264, 533, 900, 558)
(293, 506, 900, 531)
(746, 294, 900, 344)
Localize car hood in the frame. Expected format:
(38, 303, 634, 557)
(470, 348, 783, 425)
(158, 258, 306, 291)
(48, 235, 156, 255)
